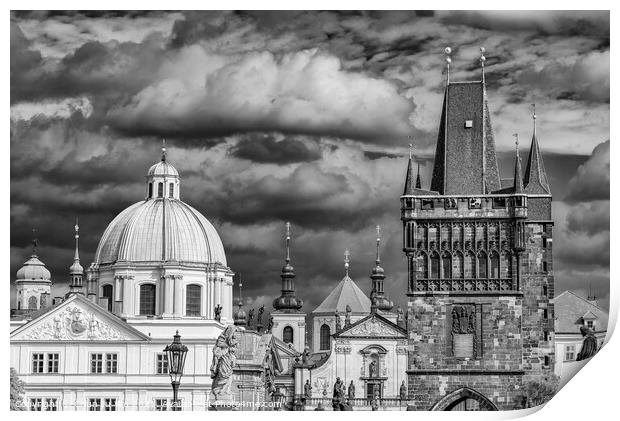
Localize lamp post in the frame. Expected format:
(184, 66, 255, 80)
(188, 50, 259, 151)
(164, 330, 188, 411)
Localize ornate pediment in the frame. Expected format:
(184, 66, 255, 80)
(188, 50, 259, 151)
(11, 295, 149, 342)
(336, 314, 406, 339)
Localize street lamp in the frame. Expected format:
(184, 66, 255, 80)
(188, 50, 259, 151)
(164, 330, 188, 411)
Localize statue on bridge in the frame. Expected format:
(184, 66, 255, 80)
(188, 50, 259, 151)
(576, 326, 598, 361)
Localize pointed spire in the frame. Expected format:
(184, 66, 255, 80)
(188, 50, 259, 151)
(234, 274, 247, 326)
(375, 225, 381, 264)
(524, 104, 551, 194)
(513, 134, 524, 194)
(73, 217, 80, 262)
(415, 162, 422, 189)
(344, 249, 350, 277)
(273, 222, 303, 311)
(403, 138, 419, 195)
(161, 138, 167, 162)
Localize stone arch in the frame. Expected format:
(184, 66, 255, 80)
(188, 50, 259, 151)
(430, 387, 498, 411)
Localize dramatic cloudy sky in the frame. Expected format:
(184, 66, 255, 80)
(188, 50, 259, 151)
(10, 10, 610, 312)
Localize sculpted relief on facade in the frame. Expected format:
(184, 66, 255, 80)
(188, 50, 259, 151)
(22, 305, 132, 341)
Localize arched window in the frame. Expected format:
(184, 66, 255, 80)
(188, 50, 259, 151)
(430, 253, 440, 279)
(186, 284, 202, 316)
(477, 252, 487, 279)
(464, 252, 476, 278)
(320, 324, 331, 350)
(28, 296, 37, 310)
(416, 252, 428, 279)
(139, 284, 156, 316)
(501, 253, 512, 278)
(490, 252, 500, 278)
(441, 252, 451, 279)
(157, 183, 163, 198)
(169, 183, 174, 198)
(148, 183, 153, 198)
(283, 326, 294, 344)
(452, 252, 463, 278)
(102, 284, 113, 312)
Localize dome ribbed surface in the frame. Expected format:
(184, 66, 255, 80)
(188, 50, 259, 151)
(16, 255, 51, 281)
(94, 199, 226, 266)
(147, 161, 179, 177)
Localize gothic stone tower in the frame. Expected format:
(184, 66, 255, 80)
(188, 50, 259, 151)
(401, 61, 554, 411)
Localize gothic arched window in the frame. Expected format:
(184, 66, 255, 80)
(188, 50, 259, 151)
(139, 284, 156, 316)
(320, 324, 331, 350)
(501, 253, 512, 278)
(157, 183, 163, 198)
(430, 253, 440, 279)
(441, 252, 451, 279)
(186, 284, 201, 316)
(28, 296, 37, 310)
(477, 252, 487, 279)
(416, 252, 428, 279)
(102, 284, 113, 312)
(452, 252, 463, 278)
(490, 252, 500, 278)
(283, 326, 294, 344)
(148, 182, 153, 198)
(464, 252, 476, 278)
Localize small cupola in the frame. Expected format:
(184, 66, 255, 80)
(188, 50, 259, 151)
(146, 140, 181, 200)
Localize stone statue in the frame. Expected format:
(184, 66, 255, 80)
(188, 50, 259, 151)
(332, 377, 345, 411)
(371, 389, 380, 411)
(247, 308, 255, 327)
(396, 306, 404, 327)
(335, 310, 342, 331)
(345, 304, 352, 326)
(301, 346, 311, 365)
(304, 379, 312, 399)
(267, 380, 277, 402)
(209, 325, 238, 403)
(214, 304, 222, 322)
(267, 316, 274, 333)
(576, 326, 598, 361)
(369, 360, 378, 377)
(400, 380, 407, 400)
(347, 380, 355, 399)
(257, 305, 264, 330)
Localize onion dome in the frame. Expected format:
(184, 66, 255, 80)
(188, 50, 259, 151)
(233, 277, 247, 326)
(369, 226, 393, 312)
(273, 222, 303, 311)
(16, 237, 51, 282)
(93, 143, 227, 267)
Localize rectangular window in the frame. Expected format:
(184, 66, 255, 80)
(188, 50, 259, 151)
(468, 198, 482, 209)
(565, 345, 576, 361)
(91, 354, 103, 374)
(444, 198, 457, 209)
(88, 398, 102, 411)
(30, 398, 43, 411)
(543, 309, 548, 319)
(421, 199, 434, 210)
(155, 399, 168, 411)
(32, 353, 44, 373)
(106, 354, 118, 373)
(169, 183, 174, 198)
(45, 398, 58, 411)
(543, 285, 548, 296)
(586, 320, 594, 330)
(157, 182, 163, 198)
(543, 356, 550, 367)
(47, 353, 59, 373)
(543, 261, 548, 272)
(156, 353, 169, 374)
(542, 236, 547, 248)
(104, 398, 117, 411)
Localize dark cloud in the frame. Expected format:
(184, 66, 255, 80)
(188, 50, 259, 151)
(229, 134, 321, 164)
(10, 11, 610, 310)
(565, 140, 610, 202)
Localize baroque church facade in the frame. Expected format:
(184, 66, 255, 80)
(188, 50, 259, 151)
(11, 48, 555, 411)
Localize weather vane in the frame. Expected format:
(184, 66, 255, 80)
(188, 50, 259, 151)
(480, 47, 486, 83)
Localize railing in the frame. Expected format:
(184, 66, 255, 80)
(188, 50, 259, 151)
(413, 278, 515, 293)
(296, 396, 411, 410)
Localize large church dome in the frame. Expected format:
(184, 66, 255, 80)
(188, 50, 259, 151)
(94, 148, 227, 267)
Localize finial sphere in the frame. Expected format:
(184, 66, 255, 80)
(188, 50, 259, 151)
(480, 47, 485, 53)
(480, 55, 486, 63)
(444, 47, 452, 55)
(445, 57, 452, 64)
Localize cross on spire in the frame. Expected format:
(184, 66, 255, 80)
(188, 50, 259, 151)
(531, 103, 537, 138)
(31, 228, 38, 255)
(408, 136, 413, 159)
(161, 138, 167, 162)
(344, 249, 350, 277)
(513, 133, 519, 152)
(480, 47, 487, 83)
(74, 217, 80, 262)
(238, 273, 243, 306)
(444, 46, 452, 84)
